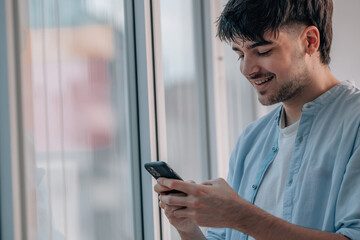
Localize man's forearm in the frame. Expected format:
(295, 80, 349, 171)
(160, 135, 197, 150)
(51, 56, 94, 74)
(235, 204, 349, 240)
(178, 224, 207, 240)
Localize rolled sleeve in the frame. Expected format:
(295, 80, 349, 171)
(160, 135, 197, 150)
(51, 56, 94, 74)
(206, 228, 226, 240)
(335, 137, 360, 240)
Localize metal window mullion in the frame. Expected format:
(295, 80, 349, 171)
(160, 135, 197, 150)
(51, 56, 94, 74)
(4, 0, 29, 239)
(149, 0, 171, 239)
(0, 0, 15, 239)
(133, 0, 161, 239)
(124, 0, 145, 239)
(150, 0, 168, 164)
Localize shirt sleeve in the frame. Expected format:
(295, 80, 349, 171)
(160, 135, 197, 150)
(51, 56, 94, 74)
(206, 227, 227, 240)
(335, 131, 360, 240)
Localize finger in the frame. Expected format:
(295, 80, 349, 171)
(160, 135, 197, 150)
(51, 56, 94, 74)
(173, 206, 193, 218)
(160, 202, 185, 216)
(186, 180, 196, 184)
(164, 204, 184, 212)
(202, 178, 226, 186)
(159, 194, 185, 209)
(157, 178, 200, 195)
(164, 205, 185, 218)
(159, 200, 166, 209)
(201, 181, 213, 186)
(159, 194, 189, 207)
(154, 183, 172, 194)
(167, 192, 187, 197)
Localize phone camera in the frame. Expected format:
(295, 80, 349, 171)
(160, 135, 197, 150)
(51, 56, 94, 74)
(149, 167, 160, 177)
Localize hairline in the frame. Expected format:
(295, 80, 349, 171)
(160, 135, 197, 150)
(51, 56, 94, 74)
(231, 23, 307, 50)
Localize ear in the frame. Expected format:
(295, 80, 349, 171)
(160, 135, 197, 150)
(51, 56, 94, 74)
(303, 26, 320, 56)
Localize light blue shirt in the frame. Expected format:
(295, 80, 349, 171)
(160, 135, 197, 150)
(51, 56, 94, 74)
(248, 113, 300, 240)
(207, 81, 360, 240)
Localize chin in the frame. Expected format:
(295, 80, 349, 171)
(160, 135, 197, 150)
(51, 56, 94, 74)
(258, 95, 279, 106)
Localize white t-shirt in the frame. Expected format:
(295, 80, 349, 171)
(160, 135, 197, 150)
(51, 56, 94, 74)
(248, 110, 299, 240)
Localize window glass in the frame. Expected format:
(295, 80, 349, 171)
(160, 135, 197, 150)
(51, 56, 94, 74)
(157, 0, 209, 238)
(20, 0, 138, 239)
(158, 0, 208, 183)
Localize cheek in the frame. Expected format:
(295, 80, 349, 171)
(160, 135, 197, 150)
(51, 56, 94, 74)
(260, 61, 280, 75)
(239, 61, 245, 74)
(263, 57, 292, 76)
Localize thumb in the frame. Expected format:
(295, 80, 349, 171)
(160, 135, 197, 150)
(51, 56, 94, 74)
(202, 178, 225, 186)
(201, 180, 215, 186)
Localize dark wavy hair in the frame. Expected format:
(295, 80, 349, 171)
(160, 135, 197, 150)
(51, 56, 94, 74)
(217, 0, 333, 65)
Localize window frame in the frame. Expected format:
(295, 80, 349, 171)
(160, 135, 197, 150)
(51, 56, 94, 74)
(1, 0, 28, 239)
(0, 0, 15, 238)
(133, 0, 162, 239)
(1, 0, 157, 239)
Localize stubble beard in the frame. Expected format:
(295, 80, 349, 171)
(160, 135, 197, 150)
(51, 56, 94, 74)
(258, 68, 310, 106)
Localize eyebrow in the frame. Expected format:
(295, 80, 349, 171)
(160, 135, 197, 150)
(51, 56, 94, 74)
(232, 40, 274, 52)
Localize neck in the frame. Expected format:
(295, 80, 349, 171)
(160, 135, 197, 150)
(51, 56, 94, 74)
(283, 66, 339, 127)
(283, 105, 302, 127)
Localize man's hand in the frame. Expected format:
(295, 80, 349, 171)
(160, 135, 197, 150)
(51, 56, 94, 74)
(158, 192, 198, 233)
(154, 179, 206, 239)
(155, 177, 252, 229)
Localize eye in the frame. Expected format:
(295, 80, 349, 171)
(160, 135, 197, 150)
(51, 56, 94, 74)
(258, 49, 272, 56)
(237, 55, 244, 61)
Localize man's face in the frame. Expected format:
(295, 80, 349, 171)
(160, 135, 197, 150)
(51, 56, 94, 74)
(232, 29, 311, 106)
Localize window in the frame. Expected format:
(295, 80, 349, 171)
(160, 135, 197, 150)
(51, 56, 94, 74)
(15, 0, 141, 239)
(2, 1, 359, 240)
(152, 0, 210, 238)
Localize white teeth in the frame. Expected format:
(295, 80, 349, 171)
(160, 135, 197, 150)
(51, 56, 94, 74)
(255, 76, 273, 85)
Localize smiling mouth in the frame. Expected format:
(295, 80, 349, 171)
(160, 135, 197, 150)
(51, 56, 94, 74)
(254, 75, 274, 85)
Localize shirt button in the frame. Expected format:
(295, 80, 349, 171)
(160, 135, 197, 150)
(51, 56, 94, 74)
(252, 185, 257, 190)
(272, 147, 278, 152)
(298, 136, 303, 143)
(288, 179, 293, 186)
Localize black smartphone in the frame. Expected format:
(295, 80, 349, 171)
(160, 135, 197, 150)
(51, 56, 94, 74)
(144, 161, 183, 194)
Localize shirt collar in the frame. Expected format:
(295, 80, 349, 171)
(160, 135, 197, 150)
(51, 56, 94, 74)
(302, 80, 355, 112)
(273, 80, 356, 123)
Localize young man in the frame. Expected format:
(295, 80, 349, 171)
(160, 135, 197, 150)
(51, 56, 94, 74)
(154, 0, 360, 239)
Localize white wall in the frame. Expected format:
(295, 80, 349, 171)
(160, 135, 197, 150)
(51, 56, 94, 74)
(331, 0, 360, 85)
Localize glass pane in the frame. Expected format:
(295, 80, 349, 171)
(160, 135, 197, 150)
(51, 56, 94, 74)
(159, 0, 207, 183)
(157, 0, 208, 239)
(19, 0, 138, 239)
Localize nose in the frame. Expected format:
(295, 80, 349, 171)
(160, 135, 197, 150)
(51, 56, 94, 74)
(240, 56, 261, 78)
